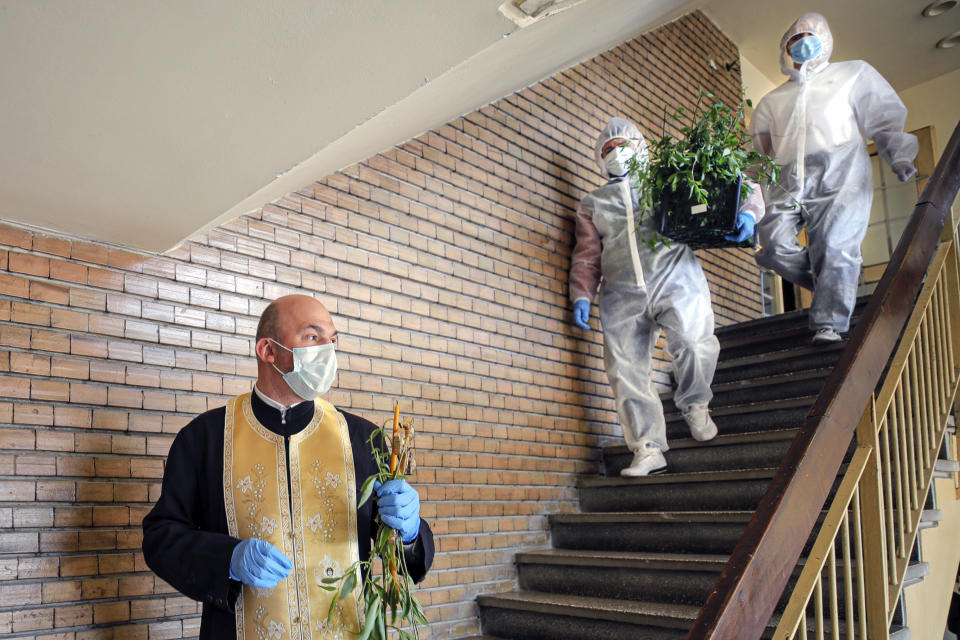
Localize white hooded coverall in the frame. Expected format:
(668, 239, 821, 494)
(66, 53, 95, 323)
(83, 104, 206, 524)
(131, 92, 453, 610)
(569, 118, 764, 453)
(750, 13, 918, 332)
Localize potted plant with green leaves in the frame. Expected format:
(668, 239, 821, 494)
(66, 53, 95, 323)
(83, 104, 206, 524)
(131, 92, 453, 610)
(628, 90, 780, 249)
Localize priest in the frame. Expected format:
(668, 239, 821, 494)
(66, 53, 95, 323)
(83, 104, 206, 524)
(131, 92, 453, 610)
(142, 294, 433, 639)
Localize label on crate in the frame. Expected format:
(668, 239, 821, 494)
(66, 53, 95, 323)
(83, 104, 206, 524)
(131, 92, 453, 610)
(690, 203, 708, 215)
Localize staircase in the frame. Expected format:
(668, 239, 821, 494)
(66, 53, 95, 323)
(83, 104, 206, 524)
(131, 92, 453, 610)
(473, 301, 918, 639)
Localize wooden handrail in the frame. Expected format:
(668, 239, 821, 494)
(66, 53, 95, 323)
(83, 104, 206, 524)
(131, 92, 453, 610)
(687, 120, 960, 640)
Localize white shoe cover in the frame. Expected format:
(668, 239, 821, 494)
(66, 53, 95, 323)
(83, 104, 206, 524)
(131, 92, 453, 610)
(620, 443, 667, 477)
(682, 404, 718, 442)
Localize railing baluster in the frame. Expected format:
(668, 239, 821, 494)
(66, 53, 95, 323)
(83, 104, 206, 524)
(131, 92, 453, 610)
(933, 280, 947, 410)
(921, 311, 938, 462)
(906, 348, 925, 506)
(815, 578, 824, 640)
(915, 321, 932, 471)
(889, 397, 906, 558)
(852, 489, 867, 640)
(942, 262, 958, 376)
(841, 512, 854, 639)
(828, 540, 839, 640)
(880, 416, 896, 574)
(896, 382, 918, 513)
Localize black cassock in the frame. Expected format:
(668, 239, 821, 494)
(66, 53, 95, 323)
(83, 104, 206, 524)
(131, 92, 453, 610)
(142, 393, 434, 639)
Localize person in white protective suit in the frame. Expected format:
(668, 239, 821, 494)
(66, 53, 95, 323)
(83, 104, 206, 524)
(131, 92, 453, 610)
(750, 13, 918, 345)
(569, 117, 764, 477)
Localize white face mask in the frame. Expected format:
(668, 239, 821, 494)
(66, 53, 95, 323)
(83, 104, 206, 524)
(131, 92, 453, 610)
(603, 145, 635, 177)
(269, 339, 338, 400)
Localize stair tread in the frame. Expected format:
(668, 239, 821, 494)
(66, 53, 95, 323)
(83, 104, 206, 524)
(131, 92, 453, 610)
(550, 510, 755, 524)
(713, 299, 867, 339)
(715, 342, 845, 372)
(477, 590, 701, 625)
(718, 323, 819, 348)
(664, 396, 815, 421)
(516, 549, 729, 570)
(579, 467, 778, 488)
(604, 428, 799, 455)
(659, 367, 831, 401)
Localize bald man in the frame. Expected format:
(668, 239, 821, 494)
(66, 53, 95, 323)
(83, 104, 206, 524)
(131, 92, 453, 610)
(142, 295, 433, 639)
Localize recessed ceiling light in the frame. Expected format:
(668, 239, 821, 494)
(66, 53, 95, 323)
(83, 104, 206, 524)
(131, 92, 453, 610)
(936, 30, 960, 48)
(923, 0, 957, 16)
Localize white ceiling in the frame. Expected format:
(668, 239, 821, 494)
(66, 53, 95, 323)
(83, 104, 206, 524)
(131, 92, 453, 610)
(2, 0, 958, 253)
(702, 0, 960, 96)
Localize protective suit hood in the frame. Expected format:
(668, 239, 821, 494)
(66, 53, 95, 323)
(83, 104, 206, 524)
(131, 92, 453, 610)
(594, 117, 648, 175)
(779, 12, 833, 79)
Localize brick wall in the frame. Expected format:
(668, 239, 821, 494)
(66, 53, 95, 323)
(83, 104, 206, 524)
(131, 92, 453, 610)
(0, 11, 762, 639)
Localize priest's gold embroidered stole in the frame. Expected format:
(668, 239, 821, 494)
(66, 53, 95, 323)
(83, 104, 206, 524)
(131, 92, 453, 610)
(224, 393, 361, 639)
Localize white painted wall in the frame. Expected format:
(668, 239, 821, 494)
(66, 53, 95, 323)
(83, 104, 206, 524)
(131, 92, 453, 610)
(740, 55, 776, 107)
(901, 67, 960, 160)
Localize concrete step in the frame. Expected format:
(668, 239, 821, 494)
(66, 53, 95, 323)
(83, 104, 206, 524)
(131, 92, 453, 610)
(478, 591, 694, 640)
(602, 429, 798, 476)
(662, 396, 814, 440)
(716, 322, 853, 361)
(713, 298, 867, 344)
(578, 467, 777, 512)
(548, 511, 754, 555)
(516, 550, 727, 606)
(515, 549, 818, 612)
(712, 342, 845, 384)
(660, 368, 831, 414)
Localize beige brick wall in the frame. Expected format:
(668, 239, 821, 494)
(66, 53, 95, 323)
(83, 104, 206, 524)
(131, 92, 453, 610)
(0, 11, 762, 639)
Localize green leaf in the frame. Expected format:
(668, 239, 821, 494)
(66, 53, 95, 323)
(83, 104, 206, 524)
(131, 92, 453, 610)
(327, 592, 339, 621)
(376, 524, 393, 550)
(357, 594, 381, 640)
(339, 569, 357, 601)
(358, 474, 377, 509)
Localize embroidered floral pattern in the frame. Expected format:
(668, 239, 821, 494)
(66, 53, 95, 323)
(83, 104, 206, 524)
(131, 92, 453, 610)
(314, 612, 346, 639)
(253, 605, 287, 640)
(260, 515, 279, 536)
(308, 460, 341, 542)
(237, 475, 253, 494)
(237, 464, 271, 540)
(307, 513, 324, 534)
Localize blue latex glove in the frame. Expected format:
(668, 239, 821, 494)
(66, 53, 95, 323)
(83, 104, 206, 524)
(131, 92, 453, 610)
(375, 479, 421, 543)
(573, 299, 591, 330)
(724, 212, 756, 243)
(229, 538, 293, 588)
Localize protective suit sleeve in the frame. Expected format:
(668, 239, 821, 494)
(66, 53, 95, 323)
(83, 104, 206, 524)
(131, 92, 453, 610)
(142, 420, 241, 612)
(739, 179, 766, 223)
(750, 104, 775, 158)
(852, 62, 918, 167)
(569, 196, 603, 303)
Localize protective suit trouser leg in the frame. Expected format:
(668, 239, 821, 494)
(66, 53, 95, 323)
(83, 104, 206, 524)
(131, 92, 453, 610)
(599, 289, 668, 453)
(804, 190, 871, 332)
(655, 287, 719, 413)
(755, 204, 816, 291)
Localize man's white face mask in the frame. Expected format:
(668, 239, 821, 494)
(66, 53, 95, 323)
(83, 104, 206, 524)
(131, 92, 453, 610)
(269, 339, 338, 400)
(603, 144, 635, 177)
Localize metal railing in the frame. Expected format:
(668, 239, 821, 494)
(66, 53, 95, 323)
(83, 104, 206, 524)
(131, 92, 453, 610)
(774, 239, 960, 639)
(688, 120, 960, 639)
